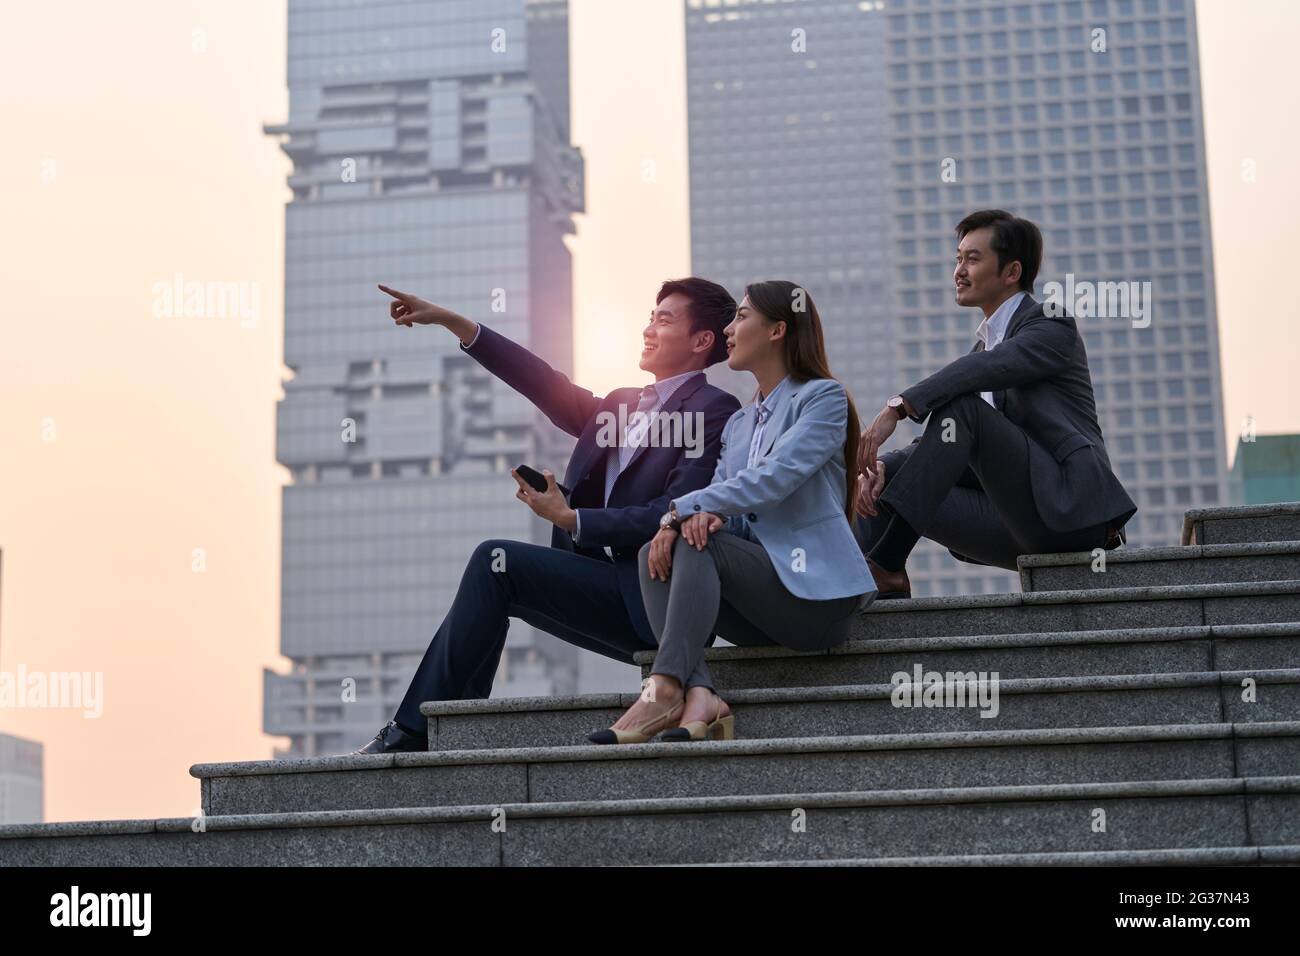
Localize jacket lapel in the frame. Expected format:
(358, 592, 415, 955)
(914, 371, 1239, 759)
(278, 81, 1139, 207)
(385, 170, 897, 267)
(999, 294, 1039, 411)
(567, 387, 637, 492)
(972, 295, 1038, 411)
(730, 402, 758, 470)
(754, 380, 799, 462)
(969, 341, 1007, 408)
(1002, 292, 1040, 338)
(613, 372, 709, 486)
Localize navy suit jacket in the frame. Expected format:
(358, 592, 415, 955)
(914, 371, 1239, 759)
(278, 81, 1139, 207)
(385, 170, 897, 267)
(461, 323, 741, 643)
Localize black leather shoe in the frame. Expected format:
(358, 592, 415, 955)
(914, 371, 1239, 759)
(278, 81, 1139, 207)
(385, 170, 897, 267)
(867, 558, 911, 600)
(350, 720, 428, 755)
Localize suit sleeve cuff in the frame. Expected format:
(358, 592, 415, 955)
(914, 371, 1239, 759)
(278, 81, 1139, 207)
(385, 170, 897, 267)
(898, 387, 926, 422)
(459, 323, 483, 351)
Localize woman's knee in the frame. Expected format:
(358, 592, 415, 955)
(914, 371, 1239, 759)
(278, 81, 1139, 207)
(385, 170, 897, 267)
(674, 532, 716, 563)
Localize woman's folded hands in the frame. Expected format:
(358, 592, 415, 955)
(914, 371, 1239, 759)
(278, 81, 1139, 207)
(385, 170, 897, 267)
(647, 512, 725, 580)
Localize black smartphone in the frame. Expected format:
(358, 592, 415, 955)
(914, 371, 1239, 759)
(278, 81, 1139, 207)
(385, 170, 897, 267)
(515, 464, 570, 497)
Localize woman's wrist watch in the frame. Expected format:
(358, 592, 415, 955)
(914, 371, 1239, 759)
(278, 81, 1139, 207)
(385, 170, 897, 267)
(659, 505, 682, 532)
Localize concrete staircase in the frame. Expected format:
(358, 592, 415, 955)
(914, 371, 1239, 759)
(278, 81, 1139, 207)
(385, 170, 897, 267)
(3, 503, 1299, 866)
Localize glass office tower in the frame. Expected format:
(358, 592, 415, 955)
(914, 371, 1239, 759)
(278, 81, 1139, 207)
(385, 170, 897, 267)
(685, 0, 895, 410)
(264, 0, 584, 757)
(1230, 435, 1300, 506)
(685, 0, 1228, 597)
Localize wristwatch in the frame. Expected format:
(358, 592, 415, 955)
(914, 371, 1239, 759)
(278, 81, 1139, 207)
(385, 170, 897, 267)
(887, 395, 909, 419)
(659, 505, 682, 532)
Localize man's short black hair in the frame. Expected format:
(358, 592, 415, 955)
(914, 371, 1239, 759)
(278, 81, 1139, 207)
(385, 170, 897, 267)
(657, 277, 736, 367)
(955, 209, 1042, 292)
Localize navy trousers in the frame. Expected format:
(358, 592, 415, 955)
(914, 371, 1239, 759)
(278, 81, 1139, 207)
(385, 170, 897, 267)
(393, 538, 656, 734)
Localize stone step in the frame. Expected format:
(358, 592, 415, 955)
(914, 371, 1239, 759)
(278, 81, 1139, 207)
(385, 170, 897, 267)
(191, 721, 1300, 817)
(843, 580, 1300, 642)
(3, 776, 1298, 866)
(418, 669, 1300, 751)
(639, 622, 1300, 692)
(692, 846, 1300, 866)
(1018, 542, 1300, 593)
(1182, 502, 1300, 546)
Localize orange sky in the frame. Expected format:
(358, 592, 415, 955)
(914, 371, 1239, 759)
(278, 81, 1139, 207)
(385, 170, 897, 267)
(0, 0, 1296, 823)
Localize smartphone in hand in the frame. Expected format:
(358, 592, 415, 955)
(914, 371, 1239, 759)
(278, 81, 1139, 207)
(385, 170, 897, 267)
(516, 464, 571, 497)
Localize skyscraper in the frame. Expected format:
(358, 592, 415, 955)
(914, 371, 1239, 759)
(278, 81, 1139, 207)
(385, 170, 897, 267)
(685, 0, 1228, 597)
(686, 0, 894, 410)
(263, 0, 584, 757)
(1230, 434, 1300, 506)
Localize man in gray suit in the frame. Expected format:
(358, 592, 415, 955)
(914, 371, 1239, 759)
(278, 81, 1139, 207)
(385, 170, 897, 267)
(855, 209, 1137, 598)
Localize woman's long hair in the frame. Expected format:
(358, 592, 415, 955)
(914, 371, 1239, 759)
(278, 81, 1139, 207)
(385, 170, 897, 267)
(743, 280, 861, 519)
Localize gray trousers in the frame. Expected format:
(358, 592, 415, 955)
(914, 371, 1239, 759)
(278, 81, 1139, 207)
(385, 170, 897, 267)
(637, 530, 864, 693)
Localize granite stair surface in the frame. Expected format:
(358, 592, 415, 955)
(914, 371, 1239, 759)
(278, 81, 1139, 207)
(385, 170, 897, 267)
(1018, 542, 1300, 592)
(1182, 502, 1300, 546)
(3, 502, 1299, 866)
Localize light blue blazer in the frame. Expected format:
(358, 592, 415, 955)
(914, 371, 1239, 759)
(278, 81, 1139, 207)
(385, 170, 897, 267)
(670, 376, 876, 603)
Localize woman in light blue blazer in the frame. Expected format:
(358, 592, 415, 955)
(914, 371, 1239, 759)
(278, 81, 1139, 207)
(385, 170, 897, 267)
(588, 280, 876, 745)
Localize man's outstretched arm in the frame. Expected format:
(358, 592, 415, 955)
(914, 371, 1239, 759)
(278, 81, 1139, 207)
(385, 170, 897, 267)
(379, 284, 603, 438)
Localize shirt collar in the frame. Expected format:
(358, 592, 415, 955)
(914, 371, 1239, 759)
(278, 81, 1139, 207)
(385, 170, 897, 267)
(759, 371, 785, 405)
(978, 291, 1027, 347)
(754, 374, 791, 416)
(647, 368, 700, 405)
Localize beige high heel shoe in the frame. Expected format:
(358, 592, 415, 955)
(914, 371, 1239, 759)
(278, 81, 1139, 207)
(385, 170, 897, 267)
(659, 695, 734, 742)
(587, 698, 685, 745)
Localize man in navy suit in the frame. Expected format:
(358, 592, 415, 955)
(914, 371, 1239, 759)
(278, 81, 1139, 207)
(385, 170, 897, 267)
(352, 278, 742, 753)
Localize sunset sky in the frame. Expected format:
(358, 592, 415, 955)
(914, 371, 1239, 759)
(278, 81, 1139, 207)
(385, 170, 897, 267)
(0, 0, 1296, 823)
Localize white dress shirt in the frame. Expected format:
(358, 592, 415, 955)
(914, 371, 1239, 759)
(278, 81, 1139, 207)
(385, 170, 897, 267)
(574, 367, 700, 551)
(974, 291, 1026, 406)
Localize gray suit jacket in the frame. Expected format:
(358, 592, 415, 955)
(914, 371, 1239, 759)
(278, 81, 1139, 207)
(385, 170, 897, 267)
(891, 293, 1137, 540)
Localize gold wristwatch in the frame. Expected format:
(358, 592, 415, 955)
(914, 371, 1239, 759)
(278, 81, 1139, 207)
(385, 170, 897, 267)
(659, 505, 682, 532)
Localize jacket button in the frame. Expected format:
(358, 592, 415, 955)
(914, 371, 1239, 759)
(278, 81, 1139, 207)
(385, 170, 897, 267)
(747, 513, 757, 521)
(692, 505, 701, 511)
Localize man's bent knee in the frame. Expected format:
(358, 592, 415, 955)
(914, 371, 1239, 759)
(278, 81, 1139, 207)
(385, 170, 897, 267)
(470, 538, 518, 571)
(931, 393, 982, 421)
